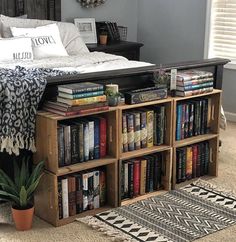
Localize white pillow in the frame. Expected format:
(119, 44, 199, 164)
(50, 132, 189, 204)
(11, 23, 69, 59)
(0, 15, 89, 55)
(0, 37, 33, 62)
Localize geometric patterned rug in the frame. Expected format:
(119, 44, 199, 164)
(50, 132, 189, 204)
(78, 180, 236, 242)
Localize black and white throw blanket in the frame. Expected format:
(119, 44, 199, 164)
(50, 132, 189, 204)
(0, 66, 72, 155)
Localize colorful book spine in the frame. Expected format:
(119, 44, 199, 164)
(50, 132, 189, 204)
(146, 110, 154, 148)
(184, 104, 189, 138)
(83, 122, 89, 161)
(75, 174, 83, 214)
(61, 178, 69, 218)
(140, 111, 147, 148)
(176, 150, 182, 184)
(58, 90, 104, 99)
(68, 176, 76, 216)
(57, 126, 65, 167)
(196, 144, 201, 177)
(58, 83, 103, 94)
(204, 142, 210, 175)
(128, 162, 134, 198)
(192, 145, 198, 178)
(145, 158, 150, 193)
(93, 119, 100, 159)
(82, 173, 88, 211)
(149, 156, 154, 192)
(78, 123, 84, 162)
(188, 103, 194, 137)
(176, 104, 182, 141)
(186, 146, 193, 180)
(133, 112, 141, 150)
(57, 95, 107, 106)
(99, 170, 106, 206)
(87, 172, 94, 210)
(64, 125, 71, 165)
(133, 160, 140, 197)
(88, 121, 94, 160)
(99, 117, 107, 158)
(176, 87, 213, 97)
(124, 162, 129, 198)
(181, 104, 186, 140)
(71, 125, 79, 164)
(176, 81, 214, 91)
(155, 106, 165, 145)
(176, 77, 214, 86)
(122, 114, 128, 152)
(139, 159, 147, 195)
(93, 171, 100, 209)
(58, 179, 63, 219)
(181, 148, 186, 182)
(127, 113, 135, 151)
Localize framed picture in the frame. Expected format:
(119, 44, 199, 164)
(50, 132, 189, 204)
(74, 18, 97, 44)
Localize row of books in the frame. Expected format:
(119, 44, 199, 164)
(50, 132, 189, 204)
(176, 98, 211, 141)
(122, 106, 166, 152)
(176, 141, 210, 183)
(174, 70, 214, 97)
(58, 168, 106, 219)
(58, 116, 107, 167)
(121, 153, 164, 200)
(43, 82, 108, 116)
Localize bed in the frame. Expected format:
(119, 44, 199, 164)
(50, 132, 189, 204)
(0, 1, 230, 176)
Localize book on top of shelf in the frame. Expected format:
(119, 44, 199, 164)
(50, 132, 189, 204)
(176, 82, 214, 91)
(57, 95, 107, 106)
(177, 78, 214, 87)
(58, 82, 104, 94)
(176, 70, 213, 82)
(58, 90, 104, 100)
(176, 87, 214, 97)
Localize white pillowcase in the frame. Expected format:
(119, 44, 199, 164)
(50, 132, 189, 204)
(11, 23, 69, 59)
(0, 37, 33, 62)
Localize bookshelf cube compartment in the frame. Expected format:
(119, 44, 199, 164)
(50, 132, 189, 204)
(35, 162, 118, 227)
(34, 110, 118, 175)
(173, 89, 222, 147)
(172, 135, 219, 189)
(119, 149, 172, 206)
(118, 98, 173, 160)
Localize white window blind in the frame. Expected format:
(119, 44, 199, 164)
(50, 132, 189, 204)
(209, 0, 236, 62)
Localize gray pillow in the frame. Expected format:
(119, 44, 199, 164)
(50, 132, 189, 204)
(0, 14, 89, 55)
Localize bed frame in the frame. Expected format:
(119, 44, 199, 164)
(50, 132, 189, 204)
(0, 2, 230, 178)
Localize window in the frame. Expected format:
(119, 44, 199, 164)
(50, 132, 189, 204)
(205, 0, 236, 69)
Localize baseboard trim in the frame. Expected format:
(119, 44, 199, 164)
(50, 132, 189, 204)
(225, 111, 236, 122)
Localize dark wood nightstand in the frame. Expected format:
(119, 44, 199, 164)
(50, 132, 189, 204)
(86, 41, 144, 61)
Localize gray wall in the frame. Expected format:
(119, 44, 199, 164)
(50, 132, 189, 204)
(137, 0, 207, 64)
(61, 0, 138, 42)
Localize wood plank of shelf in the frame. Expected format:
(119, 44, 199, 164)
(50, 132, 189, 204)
(37, 107, 117, 120)
(120, 145, 171, 160)
(57, 157, 117, 176)
(121, 190, 167, 206)
(174, 175, 215, 190)
(57, 206, 112, 226)
(174, 133, 218, 148)
(173, 89, 222, 102)
(118, 97, 172, 110)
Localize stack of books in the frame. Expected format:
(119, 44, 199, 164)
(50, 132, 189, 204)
(43, 82, 108, 116)
(175, 70, 214, 97)
(122, 106, 166, 153)
(176, 141, 210, 184)
(58, 168, 106, 219)
(176, 98, 211, 141)
(58, 116, 107, 167)
(121, 153, 163, 200)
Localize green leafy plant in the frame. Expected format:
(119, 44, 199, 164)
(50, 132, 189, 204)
(105, 89, 122, 97)
(0, 158, 44, 210)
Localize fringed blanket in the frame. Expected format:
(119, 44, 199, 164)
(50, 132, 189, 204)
(0, 66, 72, 156)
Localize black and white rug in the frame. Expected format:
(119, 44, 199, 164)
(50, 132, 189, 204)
(78, 181, 236, 242)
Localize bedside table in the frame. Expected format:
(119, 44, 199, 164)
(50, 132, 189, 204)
(86, 41, 144, 61)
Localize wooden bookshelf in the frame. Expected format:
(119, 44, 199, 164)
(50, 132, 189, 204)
(34, 89, 222, 226)
(171, 90, 222, 189)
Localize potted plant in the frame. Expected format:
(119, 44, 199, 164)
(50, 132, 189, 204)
(99, 30, 108, 45)
(105, 89, 122, 106)
(0, 158, 44, 231)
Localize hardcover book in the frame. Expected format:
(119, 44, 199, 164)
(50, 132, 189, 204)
(68, 176, 76, 216)
(63, 125, 71, 165)
(122, 114, 128, 152)
(82, 173, 89, 211)
(58, 90, 104, 100)
(139, 159, 147, 195)
(87, 172, 94, 210)
(74, 174, 83, 214)
(57, 125, 65, 167)
(58, 82, 104, 94)
(58, 179, 63, 219)
(99, 117, 107, 157)
(61, 178, 69, 218)
(146, 110, 154, 148)
(99, 170, 106, 206)
(140, 111, 147, 148)
(127, 113, 135, 151)
(133, 112, 141, 150)
(133, 160, 140, 197)
(93, 171, 100, 209)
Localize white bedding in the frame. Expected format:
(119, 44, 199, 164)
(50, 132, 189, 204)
(0, 52, 154, 73)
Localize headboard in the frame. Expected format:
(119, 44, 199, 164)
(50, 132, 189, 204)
(0, 0, 61, 21)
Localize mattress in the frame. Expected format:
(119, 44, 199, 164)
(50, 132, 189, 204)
(0, 52, 154, 73)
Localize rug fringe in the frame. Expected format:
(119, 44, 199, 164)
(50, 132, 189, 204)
(77, 216, 137, 242)
(192, 178, 236, 200)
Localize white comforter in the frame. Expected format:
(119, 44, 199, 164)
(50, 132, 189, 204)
(0, 52, 154, 73)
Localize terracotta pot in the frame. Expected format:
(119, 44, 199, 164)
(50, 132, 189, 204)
(99, 35, 108, 45)
(11, 206, 34, 231)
